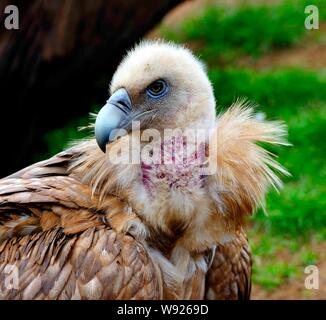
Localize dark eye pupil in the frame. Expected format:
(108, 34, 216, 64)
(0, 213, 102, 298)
(150, 81, 163, 93)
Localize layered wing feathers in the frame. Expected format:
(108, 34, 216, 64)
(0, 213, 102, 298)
(0, 150, 163, 300)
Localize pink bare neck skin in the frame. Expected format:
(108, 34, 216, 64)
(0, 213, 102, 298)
(141, 136, 207, 193)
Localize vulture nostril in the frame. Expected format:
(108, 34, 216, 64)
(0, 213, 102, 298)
(107, 88, 132, 115)
(118, 100, 131, 111)
(114, 101, 131, 115)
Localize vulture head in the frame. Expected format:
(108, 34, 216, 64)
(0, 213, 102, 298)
(95, 41, 216, 152)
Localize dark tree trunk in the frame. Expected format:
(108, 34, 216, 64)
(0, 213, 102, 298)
(0, 0, 183, 177)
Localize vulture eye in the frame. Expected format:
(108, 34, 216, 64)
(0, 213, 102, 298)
(146, 79, 169, 99)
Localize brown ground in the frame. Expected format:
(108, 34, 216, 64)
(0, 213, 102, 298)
(147, 0, 326, 300)
(237, 42, 326, 70)
(237, 23, 326, 70)
(251, 241, 326, 299)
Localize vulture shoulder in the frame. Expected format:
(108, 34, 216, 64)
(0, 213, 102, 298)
(0, 147, 163, 300)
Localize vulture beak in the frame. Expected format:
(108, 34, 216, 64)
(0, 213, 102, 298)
(95, 88, 132, 152)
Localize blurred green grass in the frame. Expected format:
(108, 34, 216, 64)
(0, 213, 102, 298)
(164, 2, 305, 63)
(163, 0, 326, 65)
(209, 69, 326, 238)
(36, 106, 99, 161)
(252, 261, 299, 289)
(40, 0, 326, 290)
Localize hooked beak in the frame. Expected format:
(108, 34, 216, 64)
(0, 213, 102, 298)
(95, 88, 132, 152)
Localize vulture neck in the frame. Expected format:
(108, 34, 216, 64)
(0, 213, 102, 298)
(70, 134, 220, 255)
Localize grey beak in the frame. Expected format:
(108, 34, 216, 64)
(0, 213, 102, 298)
(95, 88, 132, 152)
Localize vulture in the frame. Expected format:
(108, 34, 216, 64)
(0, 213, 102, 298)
(0, 41, 288, 300)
